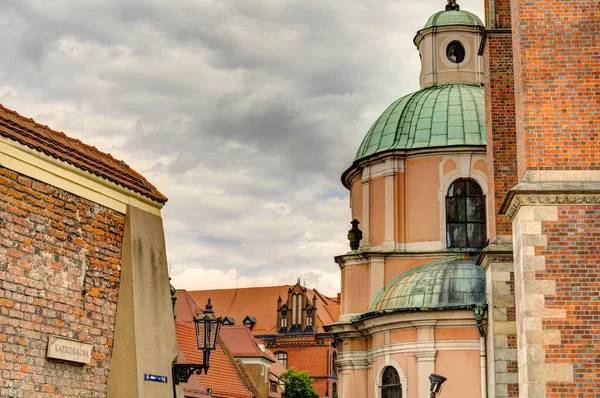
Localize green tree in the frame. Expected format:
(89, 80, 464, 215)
(280, 366, 319, 398)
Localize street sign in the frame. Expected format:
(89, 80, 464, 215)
(144, 374, 168, 383)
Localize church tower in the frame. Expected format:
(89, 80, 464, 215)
(326, 2, 489, 398)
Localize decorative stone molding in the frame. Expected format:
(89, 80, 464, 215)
(502, 193, 600, 219)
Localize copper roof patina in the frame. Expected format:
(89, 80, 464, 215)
(354, 83, 485, 161)
(370, 256, 486, 312)
(422, 9, 484, 29)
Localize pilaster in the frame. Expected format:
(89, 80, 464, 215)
(478, 237, 518, 397)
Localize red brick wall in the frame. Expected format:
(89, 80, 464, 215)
(539, 206, 600, 397)
(484, 32, 519, 238)
(0, 166, 124, 396)
(276, 343, 336, 397)
(510, 0, 600, 176)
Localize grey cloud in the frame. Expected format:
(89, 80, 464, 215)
(0, 0, 485, 294)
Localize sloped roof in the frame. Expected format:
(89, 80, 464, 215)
(220, 325, 274, 361)
(175, 323, 254, 398)
(187, 285, 340, 335)
(0, 103, 166, 203)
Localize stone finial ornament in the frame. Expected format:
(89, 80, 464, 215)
(446, 0, 460, 10)
(347, 219, 363, 252)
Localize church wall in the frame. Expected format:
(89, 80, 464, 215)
(396, 171, 406, 244)
(0, 166, 124, 396)
(340, 262, 370, 315)
(436, 350, 482, 398)
(405, 157, 441, 244)
(350, 176, 362, 224)
(434, 326, 480, 340)
(370, 177, 386, 247)
(483, 27, 517, 239)
(510, 203, 600, 397)
(510, 0, 600, 176)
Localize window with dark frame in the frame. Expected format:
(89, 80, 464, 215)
(275, 351, 288, 368)
(380, 366, 402, 398)
(446, 179, 486, 248)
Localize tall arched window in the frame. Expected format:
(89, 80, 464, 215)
(381, 367, 402, 398)
(446, 179, 486, 248)
(275, 351, 288, 368)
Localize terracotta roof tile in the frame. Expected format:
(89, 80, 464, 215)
(176, 323, 254, 398)
(220, 325, 274, 360)
(0, 104, 166, 203)
(188, 285, 340, 335)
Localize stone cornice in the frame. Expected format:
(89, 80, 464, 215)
(501, 190, 600, 219)
(476, 237, 514, 270)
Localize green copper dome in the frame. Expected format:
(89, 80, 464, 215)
(355, 83, 485, 161)
(423, 10, 484, 29)
(370, 257, 486, 312)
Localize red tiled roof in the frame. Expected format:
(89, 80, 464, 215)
(188, 285, 340, 335)
(220, 325, 274, 360)
(175, 323, 254, 398)
(0, 103, 167, 203)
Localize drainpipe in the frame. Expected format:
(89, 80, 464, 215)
(473, 304, 487, 398)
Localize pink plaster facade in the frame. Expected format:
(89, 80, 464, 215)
(329, 150, 489, 398)
(326, 9, 489, 397)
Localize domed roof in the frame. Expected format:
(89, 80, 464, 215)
(370, 257, 486, 312)
(423, 10, 484, 29)
(355, 83, 485, 161)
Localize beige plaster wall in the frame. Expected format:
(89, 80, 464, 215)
(436, 350, 482, 398)
(405, 157, 441, 243)
(107, 205, 179, 397)
(418, 28, 484, 88)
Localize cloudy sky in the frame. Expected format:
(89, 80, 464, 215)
(0, 0, 483, 296)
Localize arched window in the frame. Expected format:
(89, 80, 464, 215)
(381, 367, 402, 398)
(275, 351, 288, 368)
(446, 179, 486, 248)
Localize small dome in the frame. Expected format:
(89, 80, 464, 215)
(423, 10, 484, 29)
(370, 257, 485, 312)
(355, 83, 485, 161)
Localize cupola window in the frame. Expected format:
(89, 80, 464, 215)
(446, 179, 486, 248)
(380, 366, 402, 398)
(446, 40, 465, 63)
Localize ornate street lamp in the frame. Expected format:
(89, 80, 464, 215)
(429, 373, 447, 398)
(172, 298, 222, 385)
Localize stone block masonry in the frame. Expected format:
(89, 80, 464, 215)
(511, 200, 600, 397)
(0, 165, 124, 397)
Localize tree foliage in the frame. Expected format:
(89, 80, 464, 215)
(280, 366, 319, 398)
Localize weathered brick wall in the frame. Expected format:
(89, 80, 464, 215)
(510, 0, 600, 176)
(0, 166, 124, 397)
(540, 206, 600, 397)
(484, 32, 518, 238)
(244, 363, 269, 398)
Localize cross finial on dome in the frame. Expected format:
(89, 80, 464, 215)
(446, 0, 460, 10)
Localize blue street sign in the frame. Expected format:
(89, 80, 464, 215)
(144, 374, 168, 383)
